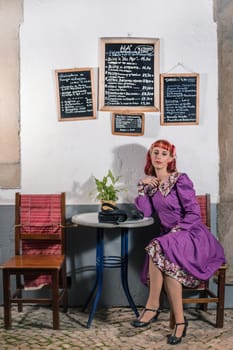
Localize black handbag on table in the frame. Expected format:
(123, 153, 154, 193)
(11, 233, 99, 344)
(98, 202, 144, 225)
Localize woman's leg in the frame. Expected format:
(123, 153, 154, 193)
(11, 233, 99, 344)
(164, 275, 185, 337)
(139, 256, 163, 322)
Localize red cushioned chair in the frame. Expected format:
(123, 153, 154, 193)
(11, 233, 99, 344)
(1, 192, 67, 329)
(169, 194, 227, 328)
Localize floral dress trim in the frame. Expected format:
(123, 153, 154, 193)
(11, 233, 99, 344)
(146, 240, 201, 288)
(137, 171, 180, 197)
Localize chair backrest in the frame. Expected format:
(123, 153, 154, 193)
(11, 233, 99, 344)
(196, 193, 211, 229)
(15, 192, 66, 256)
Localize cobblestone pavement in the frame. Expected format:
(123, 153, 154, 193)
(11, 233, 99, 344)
(0, 306, 232, 349)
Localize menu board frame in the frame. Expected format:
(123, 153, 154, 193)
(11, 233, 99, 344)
(160, 73, 200, 125)
(99, 37, 160, 112)
(112, 112, 145, 136)
(55, 67, 96, 121)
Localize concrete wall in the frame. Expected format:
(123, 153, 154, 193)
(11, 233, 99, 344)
(0, 0, 219, 204)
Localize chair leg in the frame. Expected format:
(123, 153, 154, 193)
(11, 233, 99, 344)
(199, 281, 209, 312)
(60, 262, 68, 313)
(216, 268, 226, 328)
(62, 290, 68, 313)
(3, 270, 11, 329)
(16, 273, 23, 312)
(52, 270, 60, 330)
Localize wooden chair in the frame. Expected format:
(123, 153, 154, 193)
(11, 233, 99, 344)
(0, 192, 67, 330)
(169, 194, 227, 328)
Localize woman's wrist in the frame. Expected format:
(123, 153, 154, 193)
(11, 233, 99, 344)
(137, 179, 155, 196)
(137, 180, 145, 196)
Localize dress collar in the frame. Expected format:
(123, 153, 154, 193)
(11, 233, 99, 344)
(148, 171, 180, 197)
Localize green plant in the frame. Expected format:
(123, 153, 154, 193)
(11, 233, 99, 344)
(93, 169, 124, 202)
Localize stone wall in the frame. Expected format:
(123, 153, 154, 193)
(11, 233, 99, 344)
(0, 0, 22, 188)
(215, 0, 233, 283)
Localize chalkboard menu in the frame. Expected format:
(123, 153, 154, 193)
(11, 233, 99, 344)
(55, 68, 96, 121)
(112, 113, 144, 136)
(160, 73, 199, 125)
(99, 38, 160, 112)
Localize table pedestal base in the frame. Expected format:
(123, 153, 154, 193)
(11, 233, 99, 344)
(82, 227, 139, 328)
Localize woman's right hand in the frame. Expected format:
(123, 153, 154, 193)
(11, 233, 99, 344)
(141, 176, 160, 188)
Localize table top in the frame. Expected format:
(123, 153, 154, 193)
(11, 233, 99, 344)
(71, 212, 154, 229)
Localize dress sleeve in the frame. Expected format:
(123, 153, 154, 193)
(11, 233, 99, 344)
(134, 194, 154, 217)
(175, 173, 202, 230)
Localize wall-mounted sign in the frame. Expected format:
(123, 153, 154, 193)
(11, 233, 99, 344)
(55, 68, 96, 121)
(99, 37, 160, 112)
(160, 73, 199, 125)
(112, 113, 144, 136)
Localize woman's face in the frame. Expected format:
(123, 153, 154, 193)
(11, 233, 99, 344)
(150, 146, 173, 171)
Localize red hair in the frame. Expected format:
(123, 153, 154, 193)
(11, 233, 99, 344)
(144, 139, 177, 176)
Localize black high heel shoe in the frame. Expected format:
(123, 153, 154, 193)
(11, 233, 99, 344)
(167, 318, 188, 345)
(131, 308, 160, 328)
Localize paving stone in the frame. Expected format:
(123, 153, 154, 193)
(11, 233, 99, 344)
(0, 306, 232, 349)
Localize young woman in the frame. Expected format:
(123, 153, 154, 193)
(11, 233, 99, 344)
(131, 139, 226, 345)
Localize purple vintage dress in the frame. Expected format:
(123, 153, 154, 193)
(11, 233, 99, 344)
(135, 172, 226, 287)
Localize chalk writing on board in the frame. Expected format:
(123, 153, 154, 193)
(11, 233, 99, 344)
(160, 74, 199, 125)
(55, 68, 96, 121)
(99, 38, 160, 111)
(112, 113, 144, 136)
